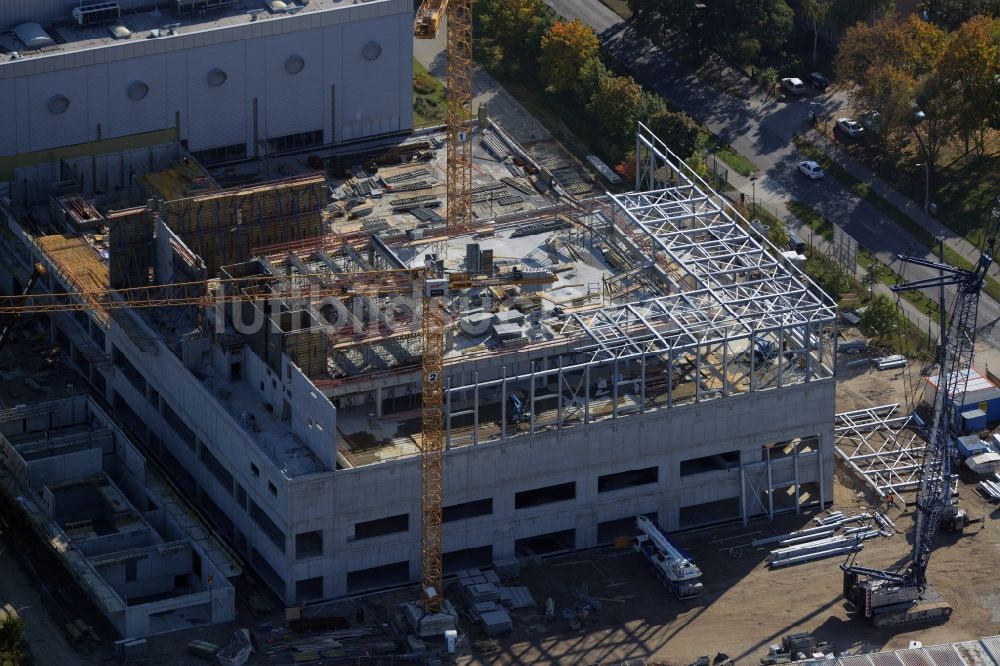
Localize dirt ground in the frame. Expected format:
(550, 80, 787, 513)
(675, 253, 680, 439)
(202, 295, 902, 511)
(468, 356, 1000, 665)
(6, 320, 1000, 665)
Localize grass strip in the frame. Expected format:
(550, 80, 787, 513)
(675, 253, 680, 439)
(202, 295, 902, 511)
(793, 136, 1000, 303)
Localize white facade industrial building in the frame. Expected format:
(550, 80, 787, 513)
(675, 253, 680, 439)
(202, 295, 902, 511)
(0, 0, 413, 163)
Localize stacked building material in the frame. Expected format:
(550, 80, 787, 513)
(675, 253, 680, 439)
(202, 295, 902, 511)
(979, 479, 1000, 502)
(480, 130, 512, 161)
(875, 355, 906, 370)
(480, 608, 513, 636)
(498, 586, 536, 609)
(494, 558, 521, 578)
(382, 168, 429, 184)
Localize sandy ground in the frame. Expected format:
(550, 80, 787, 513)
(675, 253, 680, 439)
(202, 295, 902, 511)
(460, 357, 1000, 664)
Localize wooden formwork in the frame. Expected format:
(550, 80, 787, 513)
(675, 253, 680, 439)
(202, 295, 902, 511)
(36, 235, 110, 322)
(158, 175, 326, 276)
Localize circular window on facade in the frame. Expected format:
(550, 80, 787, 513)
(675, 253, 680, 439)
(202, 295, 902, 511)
(361, 41, 382, 61)
(127, 81, 149, 101)
(206, 68, 227, 87)
(285, 54, 305, 75)
(47, 94, 70, 114)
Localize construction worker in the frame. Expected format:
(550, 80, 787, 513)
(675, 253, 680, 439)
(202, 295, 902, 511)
(885, 493, 895, 509)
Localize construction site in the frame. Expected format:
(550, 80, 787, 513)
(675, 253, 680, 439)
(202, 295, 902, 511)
(2, 0, 1000, 664)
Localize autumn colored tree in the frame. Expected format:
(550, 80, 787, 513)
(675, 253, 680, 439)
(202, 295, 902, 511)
(588, 76, 665, 144)
(835, 16, 948, 150)
(539, 19, 601, 94)
(938, 15, 1000, 154)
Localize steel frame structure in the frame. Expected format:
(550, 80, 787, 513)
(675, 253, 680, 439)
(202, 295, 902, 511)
(834, 404, 928, 494)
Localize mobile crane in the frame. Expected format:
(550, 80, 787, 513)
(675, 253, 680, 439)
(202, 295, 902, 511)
(634, 515, 704, 600)
(841, 191, 1000, 627)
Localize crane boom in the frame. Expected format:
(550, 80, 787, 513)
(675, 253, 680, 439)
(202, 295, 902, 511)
(841, 190, 1000, 627)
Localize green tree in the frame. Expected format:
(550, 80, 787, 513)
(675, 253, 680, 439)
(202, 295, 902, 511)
(539, 19, 601, 94)
(861, 294, 901, 335)
(0, 613, 24, 663)
(926, 0, 1000, 30)
(588, 76, 665, 145)
(827, 0, 894, 31)
(648, 110, 701, 159)
(860, 266, 883, 298)
(801, 0, 831, 64)
(573, 57, 610, 105)
(768, 222, 790, 250)
(475, 0, 552, 66)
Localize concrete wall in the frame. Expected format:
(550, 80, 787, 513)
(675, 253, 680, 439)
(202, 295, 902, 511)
(287, 377, 835, 598)
(28, 448, 102, 488)
(0, 2, 413, 157)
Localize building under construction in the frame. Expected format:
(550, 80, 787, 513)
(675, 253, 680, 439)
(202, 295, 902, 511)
(0, 123, 838, 606)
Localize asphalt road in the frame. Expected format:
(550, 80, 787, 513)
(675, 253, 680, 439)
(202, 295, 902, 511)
(543, 0, 1000, 353)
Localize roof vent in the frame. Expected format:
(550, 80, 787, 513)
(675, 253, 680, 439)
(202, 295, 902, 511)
(13, 23, 55, 50)
(265, 0, 289, 12)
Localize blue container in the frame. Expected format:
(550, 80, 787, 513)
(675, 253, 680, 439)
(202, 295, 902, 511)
(961, 409, 988, 434)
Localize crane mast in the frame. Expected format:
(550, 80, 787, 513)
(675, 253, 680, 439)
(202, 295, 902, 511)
(413, 0, 474, 614)
(842, 191, 1000, 627)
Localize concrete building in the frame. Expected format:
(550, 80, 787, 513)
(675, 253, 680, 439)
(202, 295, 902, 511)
(0, 396, 239, 637)
(0, 123, 838, 605)
(0, 0, 413, 171)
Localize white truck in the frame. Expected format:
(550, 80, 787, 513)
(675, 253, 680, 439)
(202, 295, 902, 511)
(633, 515, 704, 600)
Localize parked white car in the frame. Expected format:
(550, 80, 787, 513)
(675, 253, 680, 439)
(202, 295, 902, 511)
(798, 160, 824, 179)
(836, 118, 865, 138)
(780, 77, 806, 96)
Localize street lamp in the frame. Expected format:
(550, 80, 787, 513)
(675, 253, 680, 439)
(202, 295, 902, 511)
(915, 162, 930, 215)
(912, 109, 931, 214)
(749, 171, 759, 217)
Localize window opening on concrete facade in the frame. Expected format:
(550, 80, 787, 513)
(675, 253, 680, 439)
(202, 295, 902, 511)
(765, 435, 819, 460)
(443, 545, 493, 573)
(268, 481, 277, 496)
(295, 576, 323, 601)
(191, 143, 246, 165)
(250, 547, 285, 593)
(346, 561, 408, 593)
(678, 497, 740, 529)
(679, 451, 740, 476)
(162, 400, 195, 450)
(515, 529, 576, 557)
(514, 482, 575, 509)
(249, 499, 284, 550)
(295, 530, 323, 559)
(442, 498, 492, 522)
(353, 513, 408, 540)
(200, 490, 234, 537)
(234, 482, 247, 510)
(597, 466, 658, 493)
(597, 513, 658, 544)
(268, 130, 323, 154)
(200, 442, 234, 492)
(250, 462, 260, 477)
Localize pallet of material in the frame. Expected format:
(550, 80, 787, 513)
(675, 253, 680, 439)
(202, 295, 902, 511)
(501, 176, 535, 196)
(186, 639, 219, 660)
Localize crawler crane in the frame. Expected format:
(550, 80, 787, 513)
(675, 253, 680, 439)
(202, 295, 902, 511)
(841, 192, 1000, 627)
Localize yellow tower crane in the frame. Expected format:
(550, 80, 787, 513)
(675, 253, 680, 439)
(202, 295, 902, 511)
(414, 0, 474, 614)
